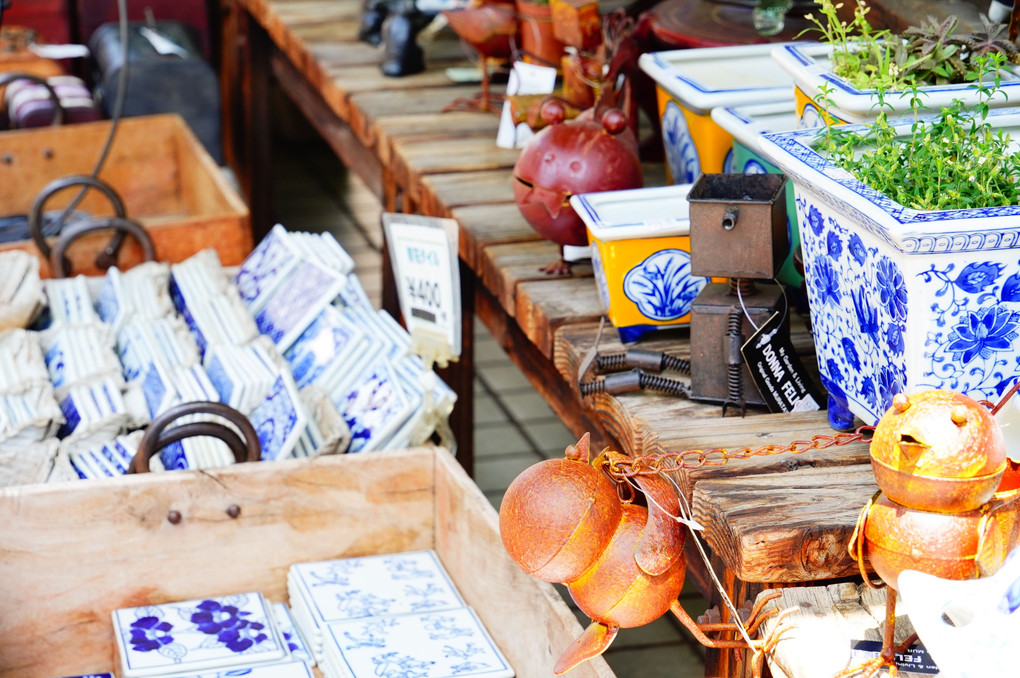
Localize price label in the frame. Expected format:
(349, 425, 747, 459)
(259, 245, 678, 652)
(383, 213, 461, 365)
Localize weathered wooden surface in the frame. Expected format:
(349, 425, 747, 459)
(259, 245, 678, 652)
(0, 448, 614, 678)
(693, 465, 876, 582)
(479, 240, 590, 319)
(0, 114, 251, 277)
(419, 168, 518, 216)
(450, 202, 542, 270)
(516, 276, 605, 357)
(756, 583, 931, 678)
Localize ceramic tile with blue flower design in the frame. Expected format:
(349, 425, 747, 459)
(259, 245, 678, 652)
(235, 224, 304, 314)
(112, 591, 287, 677)
(133, 658, 314, 678)
(322, 608, 514, 678)
(247, 373, 307, 461)
(254, 259, 346, 353)
(289, 550, 464, 629)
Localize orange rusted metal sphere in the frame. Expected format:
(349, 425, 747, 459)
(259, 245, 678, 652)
(567, 503, 686, 628)
(499, 457, 623, 582)
(870, 390, 1006, 512)
(863, 493, 1007, 588)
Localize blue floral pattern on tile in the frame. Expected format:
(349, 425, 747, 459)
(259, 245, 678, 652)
(661, 101, 699, 184)
(116, 593, 282, 671)
(622, 249, 707, 321)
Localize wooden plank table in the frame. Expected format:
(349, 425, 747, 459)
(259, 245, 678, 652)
(216, 1, 939, 674)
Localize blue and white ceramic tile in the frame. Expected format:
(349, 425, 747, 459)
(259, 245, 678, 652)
(112, 592, 286, 677)
(622, 249, 708, 322)
(255, 259, 346, 353)
(323, 608, 513, 678)
(50, 674, 115, 678)
(271, 602, 315, 665)
(283, 306, 365, 390)
(760, 112, 1020, 428)
(332, 359, 413, 453)
(133, 659, 314, 678)
(290, 551, 464, 627)
(248, 374, 306, 461)
(235, 224, 303, 313)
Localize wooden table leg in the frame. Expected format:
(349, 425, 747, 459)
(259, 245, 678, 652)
(219, 2, 274, 241)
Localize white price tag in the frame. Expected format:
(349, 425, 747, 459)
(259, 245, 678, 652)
(383, 213, 462, 367)
(495, 60, 558, 149)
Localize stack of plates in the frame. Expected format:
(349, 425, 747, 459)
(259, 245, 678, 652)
(287, 550, 513, 678)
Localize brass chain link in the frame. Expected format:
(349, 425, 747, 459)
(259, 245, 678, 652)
(602, 426, 875, 479)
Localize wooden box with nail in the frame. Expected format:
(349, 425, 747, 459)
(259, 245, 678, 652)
(0, 113, 250, 278)
(0, 446, 616, 678)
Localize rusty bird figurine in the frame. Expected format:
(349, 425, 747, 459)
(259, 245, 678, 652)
(442, 0, 517, 114)
(844, 389, 1020, 677)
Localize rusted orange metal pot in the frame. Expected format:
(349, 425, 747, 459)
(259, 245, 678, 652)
(870, 390, 1006, 513)
(499, 455, 623, 583)
(863, 493, 1009, 587)
(568, 502, 686, 628)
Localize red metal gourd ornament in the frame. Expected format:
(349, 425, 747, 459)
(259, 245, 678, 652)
(512, 100, 642, 274)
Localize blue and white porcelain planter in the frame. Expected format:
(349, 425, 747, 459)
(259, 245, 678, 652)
(772, 42, 1020, 126)
(759, 108, 1020, 430)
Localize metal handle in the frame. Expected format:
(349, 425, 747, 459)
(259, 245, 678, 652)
(49, 216, 154, 278)
(0, 72, 64, 127)
(129, 401, 263, 473)
(29, 174, 128, 262)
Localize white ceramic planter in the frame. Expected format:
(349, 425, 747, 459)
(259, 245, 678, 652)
(759, 108, 1020, 429)
(570, 185, 710, 343)
(638, 43, 795, 184)
(772, 42, 1020, 125)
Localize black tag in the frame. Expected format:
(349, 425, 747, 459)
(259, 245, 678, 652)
(740, 310, 823, 413)
(849, 639, 939, 674)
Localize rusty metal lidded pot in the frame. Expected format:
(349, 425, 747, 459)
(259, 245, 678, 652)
(512, 101, 643, 249)
(864, 493, 1011, 587)
(870, 390, 1006, 513)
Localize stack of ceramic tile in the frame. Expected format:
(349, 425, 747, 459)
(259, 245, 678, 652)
(287, 550, 513, 678)
(110, 591, 315, 677)
(235, 225, 457, 454)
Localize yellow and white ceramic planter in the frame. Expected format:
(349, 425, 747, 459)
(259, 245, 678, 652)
(570, 184, 712, 343)
(638, 43, 796, 185)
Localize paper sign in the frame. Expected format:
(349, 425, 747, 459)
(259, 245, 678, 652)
(383, 213, 461, 367)
(496, 60, 558, 149)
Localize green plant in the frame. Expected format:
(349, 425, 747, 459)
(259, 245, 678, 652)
(818, 52, 1020, 211)
(802, 0, 1020, 90)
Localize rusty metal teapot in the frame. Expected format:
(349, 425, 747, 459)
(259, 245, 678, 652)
(512, 100, 642, 274)
(500, 433, 777, 674)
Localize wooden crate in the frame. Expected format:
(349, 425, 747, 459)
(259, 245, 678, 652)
(0, 446, 615, 678)
(0, 113, 251, 277)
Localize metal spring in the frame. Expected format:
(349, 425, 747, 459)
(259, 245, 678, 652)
(595, 352, 628, 371)
(638, 372, 692, 398)
(725, 306, 745, 414)
(579, 369, 691, 398)
(594, 351, 692, 375)
(661, 355, 691, 374)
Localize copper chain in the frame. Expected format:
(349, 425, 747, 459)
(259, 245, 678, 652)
(602, 426, 875, 479)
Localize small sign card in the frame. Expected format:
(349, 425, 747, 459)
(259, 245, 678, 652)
(495, 60, 557, 149)
(383, 214, 461, 367)
(741, 310, 823, 414)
